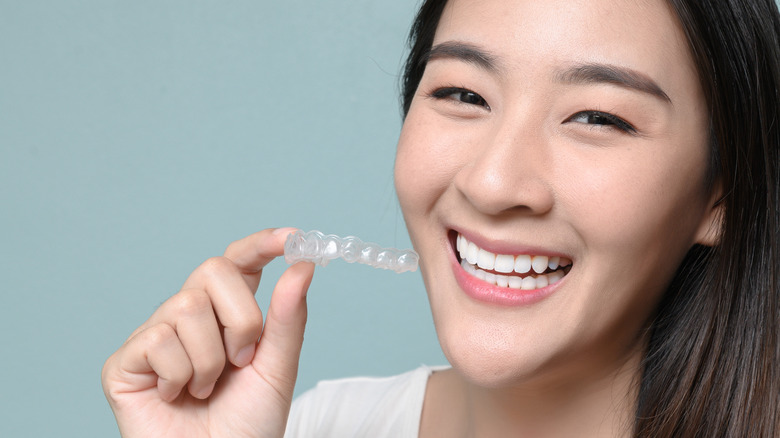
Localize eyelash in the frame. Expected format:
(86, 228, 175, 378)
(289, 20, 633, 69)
(566, 110, 636, 134)
(429, 86, 491, 110)
(428, 86, 636, 134)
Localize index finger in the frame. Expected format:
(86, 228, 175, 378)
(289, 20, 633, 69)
(223, 227, 298, 292)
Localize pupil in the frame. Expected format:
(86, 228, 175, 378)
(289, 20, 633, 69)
(461, 92, 481, 105)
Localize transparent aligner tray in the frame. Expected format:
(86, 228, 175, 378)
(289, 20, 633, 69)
(283, 230, 419, 273)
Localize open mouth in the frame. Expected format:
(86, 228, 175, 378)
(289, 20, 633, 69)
(451, 231, 573, 290)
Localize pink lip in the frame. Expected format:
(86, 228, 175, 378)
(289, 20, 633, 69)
(448, 230, 567, 306)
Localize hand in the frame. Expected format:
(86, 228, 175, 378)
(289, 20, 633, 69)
(102, 228, 315, 438)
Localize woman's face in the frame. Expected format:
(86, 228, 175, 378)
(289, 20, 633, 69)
(395, 0, 719, 387)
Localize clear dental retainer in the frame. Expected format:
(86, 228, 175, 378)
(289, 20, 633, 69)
(284, 230, 419, 273)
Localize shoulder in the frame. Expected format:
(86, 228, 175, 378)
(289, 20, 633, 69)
(285, 365, 445, 438)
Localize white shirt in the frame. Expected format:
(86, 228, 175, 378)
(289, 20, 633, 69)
(284, 365, 441, 437)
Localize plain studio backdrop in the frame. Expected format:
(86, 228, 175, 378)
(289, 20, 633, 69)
(0, 1, 446, 436)
(6, 1, 779, 437)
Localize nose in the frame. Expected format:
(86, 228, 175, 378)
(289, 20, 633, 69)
(454, 116, 555, 217)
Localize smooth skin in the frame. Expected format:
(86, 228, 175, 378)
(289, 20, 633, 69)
(102, 228, 315, 437)
(396, 0, 721, 436)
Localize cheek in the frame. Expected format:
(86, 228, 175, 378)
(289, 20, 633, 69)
(394, 112, 458, 219)
(562, 146, 711, 277)
(393, 125, 422, 213)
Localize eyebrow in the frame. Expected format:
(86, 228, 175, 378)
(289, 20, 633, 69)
(424, 42, 671, 104)
(423, 41, 500, 73)
(555, 63, 672, 103)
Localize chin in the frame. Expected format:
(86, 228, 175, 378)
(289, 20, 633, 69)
(445, 347, 536, 389)
(434, 314, 551, 389)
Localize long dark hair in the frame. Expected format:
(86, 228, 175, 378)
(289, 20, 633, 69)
(400, 1, 780, 436)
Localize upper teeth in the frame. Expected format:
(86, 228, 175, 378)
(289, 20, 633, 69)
(456, 233, 571, 288)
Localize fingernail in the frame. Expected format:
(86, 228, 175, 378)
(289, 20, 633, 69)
(235, 344, 255, 367)
(272, 227, 297, 236)
(194, 382, 216, 399)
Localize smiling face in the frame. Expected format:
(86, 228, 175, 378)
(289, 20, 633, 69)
(395, 0, 719, 388)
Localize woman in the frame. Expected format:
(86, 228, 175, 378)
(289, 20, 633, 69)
(102, 0, 780, 436)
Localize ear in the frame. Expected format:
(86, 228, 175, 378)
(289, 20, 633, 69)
(694, 184, 724, 247)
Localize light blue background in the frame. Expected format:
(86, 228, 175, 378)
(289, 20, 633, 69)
(5, 1, 779, 436)
(0, 1, 446, 436)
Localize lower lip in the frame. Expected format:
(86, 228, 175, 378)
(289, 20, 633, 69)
(452, 258, 563, 306)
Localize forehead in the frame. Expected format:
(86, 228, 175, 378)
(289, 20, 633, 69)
(432, 0, 698, 94)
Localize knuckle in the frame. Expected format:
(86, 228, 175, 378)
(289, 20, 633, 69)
(228, 307, 264, 339)
(224, 238, 243, 257)
(172, 289, 212, 317)
(198, 256, 237, 278)
(101, 352, 118, 388)
(142, 323, 177, 346)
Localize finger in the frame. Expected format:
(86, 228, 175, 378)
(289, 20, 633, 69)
(253, 261, 315, 396)
(106, 323, 194, 404)
(223, 227, 298, 291)
(177, 257, 264, 367)
(159, 288, 226, 399)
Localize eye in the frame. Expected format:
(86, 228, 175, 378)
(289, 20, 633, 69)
(567, 110, 636, 134)
(430, 87, 490, 110)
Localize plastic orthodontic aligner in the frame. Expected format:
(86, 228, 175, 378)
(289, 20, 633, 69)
(284, 230, 419, 273)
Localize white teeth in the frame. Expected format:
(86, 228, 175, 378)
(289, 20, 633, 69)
(514, 255, 532, 274)
(476, 249, 496, 270)
(461, 258, 475, 274)
(532, 255, 549, 274)
(466, 241, 479, 265)
(521, 276, 536, 290)
(508, 276, 523, 289)
(494, 254, 515, 273)
(548, 271, 563, 284)
(457, 234, 570, 290)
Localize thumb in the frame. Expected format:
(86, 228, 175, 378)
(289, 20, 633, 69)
(252, 261, 315, 397)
